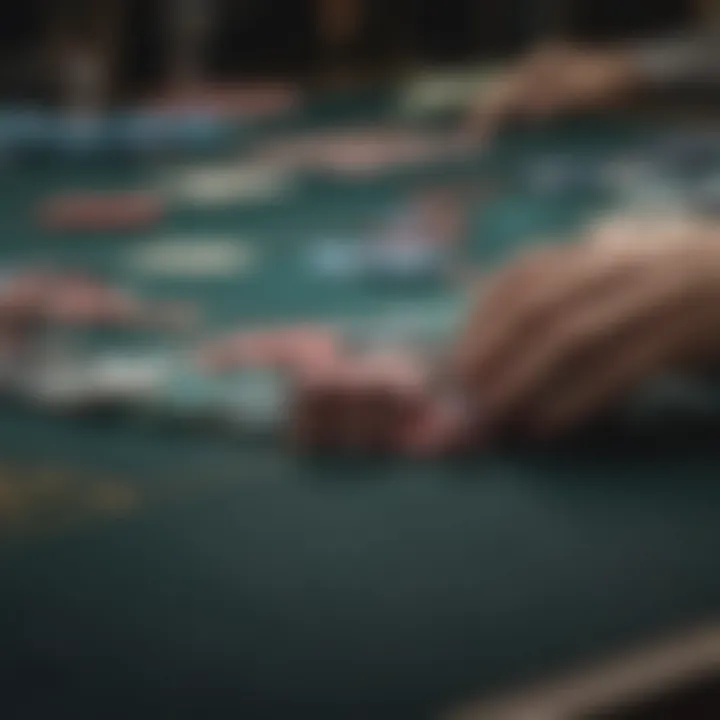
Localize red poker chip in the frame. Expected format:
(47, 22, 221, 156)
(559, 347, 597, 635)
(39, 275, 138, 326)
(39, 193, 165, 232)
(273, 326, 341, 370)
(0, 272, 54, 317)
(199, 332, 274, 372)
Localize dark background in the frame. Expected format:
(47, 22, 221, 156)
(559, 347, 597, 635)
(0, 0, 697, 101)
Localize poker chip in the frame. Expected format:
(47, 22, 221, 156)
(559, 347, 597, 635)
(307, 240, 365, 280)
(201, 325, 341, 374)
(150, 365, 226, 420)
(0, 271, 53, 319)
(364, 240, 445, 281)
(354, 349, 428, 395)
(41, 275, 139, 326)
(55, 114, 105, 155)
(146, 301, 201, 333)
(165, 164, 294, 206)
(84, 353, 172, 401)
(38, 192, 165, 232)
(310, 132, 442, 177)
(129, 237, 257, 279)
(397, 67, 501, 117)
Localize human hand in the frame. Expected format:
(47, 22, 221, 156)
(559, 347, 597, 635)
(454, 216, 720, 439)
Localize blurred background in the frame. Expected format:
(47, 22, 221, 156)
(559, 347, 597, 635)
(2, 4, 720, 720)
(0, 0, 701, 108)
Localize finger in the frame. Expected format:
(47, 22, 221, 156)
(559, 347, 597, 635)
(531, 314, 694, 437)
(336, 372, 381, 451)
(356, 352, 429, 452)
(457, 243, 630, 388)
(290, 361, 349, 450)
(401, 393, 483, 456)
(295, 359, 409, 452)
(455, 245, 568, 371)
(484, 269, 691, 428)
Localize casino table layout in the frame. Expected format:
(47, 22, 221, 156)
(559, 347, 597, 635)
(2, 90, 720, 719)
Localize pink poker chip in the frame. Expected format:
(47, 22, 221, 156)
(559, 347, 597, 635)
(201, 325, 342, 373)
(46, 278, 104, 324)
(0, 272, 54, 317)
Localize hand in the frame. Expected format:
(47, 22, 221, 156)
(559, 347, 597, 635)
(454, 217, 720, 439)
(290, 350, 434, 453)
(467, 43, 641, 138)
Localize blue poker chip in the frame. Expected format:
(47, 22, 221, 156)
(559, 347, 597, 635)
(0, 109, 51, 152)
(307, 240, 365, 280)
(118, 112, 171, 152)
(167, 111, 230, 151)
(54, 114, 106, 155)
(364, 241, 446, 282)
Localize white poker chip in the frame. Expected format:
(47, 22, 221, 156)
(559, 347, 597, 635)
(26, 353, 172, 408)
(86, 354, 173, 398)
(149, 363, 224, 416)
(129, 237, 257, 278)
(163, 163, 294, 206)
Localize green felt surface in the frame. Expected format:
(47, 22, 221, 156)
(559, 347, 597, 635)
(0, 99, 718, 719)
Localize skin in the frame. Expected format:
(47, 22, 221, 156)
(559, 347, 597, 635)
(285, 220, 720, 452)
(210, 46, 720, 452)
(454, 42, 720, 442)
(455, 218, 720, 439)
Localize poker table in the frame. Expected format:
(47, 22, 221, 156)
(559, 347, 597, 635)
(1, 90, 720, 719)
